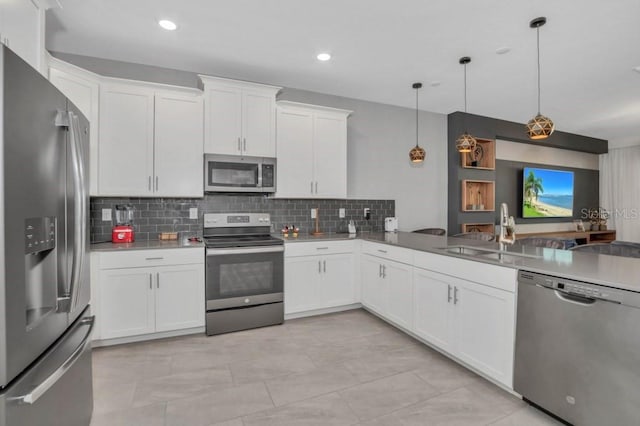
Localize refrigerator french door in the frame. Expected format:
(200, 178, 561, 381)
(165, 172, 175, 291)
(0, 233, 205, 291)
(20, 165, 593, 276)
(0, 46, 93, 426)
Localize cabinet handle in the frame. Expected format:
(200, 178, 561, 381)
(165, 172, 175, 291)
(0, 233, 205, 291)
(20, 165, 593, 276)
(447, 285, 452, 303)
(237, 137, 241, 152)
(157, 272, 160, 288)
(315, 182, 318, 194)
(148, 176, 152, 191)
(454, 286, 459, 305)
(155, 176, 159, 191)
(145, 257, 164, 260)
(149, 274, 152, 290)
(378, 264, 382, 277)
(323, 260, 326, 273)
(316, 247, 329, 250)
(382, 264, 386, 279)
(311, 182, 314, 194)
(377, 249, 388, 254)
(318, 260, 322, 274)
(243, 138, 247, 152)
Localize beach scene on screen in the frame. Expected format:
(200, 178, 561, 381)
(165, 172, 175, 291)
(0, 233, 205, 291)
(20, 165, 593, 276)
(523, 168, 574, 217)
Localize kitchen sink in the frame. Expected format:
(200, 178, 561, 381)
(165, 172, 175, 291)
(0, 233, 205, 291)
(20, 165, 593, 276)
(438, 245, 540, 262)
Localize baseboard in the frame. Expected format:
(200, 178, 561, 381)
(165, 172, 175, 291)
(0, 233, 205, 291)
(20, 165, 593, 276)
(285, 303, 362, 320)
(92, 326, 205, 347)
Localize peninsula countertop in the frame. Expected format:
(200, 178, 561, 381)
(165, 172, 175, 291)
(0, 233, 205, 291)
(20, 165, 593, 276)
(283, 231, 640, 293)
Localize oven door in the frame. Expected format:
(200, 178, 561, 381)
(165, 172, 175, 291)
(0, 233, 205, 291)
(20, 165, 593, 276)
(206, 246, 284, 310)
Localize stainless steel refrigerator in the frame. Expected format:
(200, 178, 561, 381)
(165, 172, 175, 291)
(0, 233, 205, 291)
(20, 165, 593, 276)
(0, 46, 93, 425)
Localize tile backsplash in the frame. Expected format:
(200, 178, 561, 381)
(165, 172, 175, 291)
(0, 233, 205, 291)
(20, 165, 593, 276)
(91, 195, 395, 242)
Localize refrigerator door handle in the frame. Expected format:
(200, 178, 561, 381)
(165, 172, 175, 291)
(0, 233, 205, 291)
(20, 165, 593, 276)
(61, 112, 87, 313)
(15, 316, 95, 404)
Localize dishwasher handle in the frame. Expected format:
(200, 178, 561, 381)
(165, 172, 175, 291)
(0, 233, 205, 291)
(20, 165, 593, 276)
(553, 289, 597, 306)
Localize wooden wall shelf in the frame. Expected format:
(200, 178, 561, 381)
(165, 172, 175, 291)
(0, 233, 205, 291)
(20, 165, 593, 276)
(461, 138, 496, 170)
(462, 180, 495, 212)
(461, 223, 495, 234)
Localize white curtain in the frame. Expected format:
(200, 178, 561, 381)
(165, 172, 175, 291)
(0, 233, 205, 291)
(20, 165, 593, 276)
(599, 146, 640, 242)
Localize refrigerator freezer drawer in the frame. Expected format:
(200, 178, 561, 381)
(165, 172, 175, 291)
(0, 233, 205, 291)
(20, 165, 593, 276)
(0, 309, 94, 426)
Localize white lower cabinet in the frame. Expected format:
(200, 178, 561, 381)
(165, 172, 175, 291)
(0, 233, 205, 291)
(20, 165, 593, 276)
(95, 248, 205, 341)
(412, 265, 515, 387)
(284, 241, 356, 315)
(361, 254, 413, 330)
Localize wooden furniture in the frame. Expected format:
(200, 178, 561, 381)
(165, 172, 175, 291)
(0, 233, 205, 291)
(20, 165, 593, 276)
(461, 223, 495, 234)
(276, 101, 352, 198)
(515, 230, 616, 244)
(461, 180, 495, 212)
(461, 138, 496, 170)
(198, 75, 281, 157)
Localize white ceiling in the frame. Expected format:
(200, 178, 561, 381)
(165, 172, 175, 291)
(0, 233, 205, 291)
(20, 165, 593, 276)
(46, 0, 640, 149)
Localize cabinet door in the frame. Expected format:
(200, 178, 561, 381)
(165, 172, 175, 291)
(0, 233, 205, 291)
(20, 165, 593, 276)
(313, 114, 347, 198)
(49, 66, 100, 195)
(154, 92, 204, 197)
(413, 268, 454, 353)
(155, 265, 205, 332)
(98, 84, 155, 195)
(1, 0, 42, 72)
(383, 260, 413, 330)
(242, 90, 275, 157)
(360, 255, 386, 315)
(454, 279, 515, 387)
(99, 269, 155, 339)
(275, 108, 314, 198)
(204, 86, 242, 155)
(284, 257, 320, 314)
(318, 254, 355, 309)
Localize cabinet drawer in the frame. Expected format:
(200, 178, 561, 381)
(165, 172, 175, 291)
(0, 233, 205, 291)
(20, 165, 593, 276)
(99, 248, 204, 269)
(285, 240, 355, 257)
(413, 250, 516, 293)
(361, 241, 413, 265)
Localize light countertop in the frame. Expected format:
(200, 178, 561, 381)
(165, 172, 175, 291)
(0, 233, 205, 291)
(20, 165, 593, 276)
(91, 239, 205, 252)
(285, 231, 640, 293)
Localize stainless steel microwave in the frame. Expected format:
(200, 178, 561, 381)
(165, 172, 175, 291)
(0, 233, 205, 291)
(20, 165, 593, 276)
(204, 154, 276, 193)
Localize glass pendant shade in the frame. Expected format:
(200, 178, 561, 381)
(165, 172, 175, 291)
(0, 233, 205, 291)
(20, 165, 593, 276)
(409, 145, 426, 162)
(527, 17, 554, 140)
(455, 132, 477, 153)
(526, 113, 555, 140)
(456, 57, 476, 153)
(409, 82, 426, 163)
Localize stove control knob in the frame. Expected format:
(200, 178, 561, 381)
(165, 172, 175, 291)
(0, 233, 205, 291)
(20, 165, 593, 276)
(244, 298, 250, 304)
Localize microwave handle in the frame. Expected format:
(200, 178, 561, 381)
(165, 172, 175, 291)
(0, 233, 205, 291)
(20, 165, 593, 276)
(257, 163, 263, 188)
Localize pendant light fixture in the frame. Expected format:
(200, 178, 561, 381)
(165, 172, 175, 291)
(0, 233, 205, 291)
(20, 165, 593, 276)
(526, 16, 554, 140)
(455, 56, 477, 153)
(409, 82, 426, 163)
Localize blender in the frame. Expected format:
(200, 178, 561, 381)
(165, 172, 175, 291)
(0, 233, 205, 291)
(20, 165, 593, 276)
(112, 204, 135, 243)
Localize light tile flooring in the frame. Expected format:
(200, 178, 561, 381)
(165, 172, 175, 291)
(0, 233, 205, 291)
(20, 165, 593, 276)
(90, 309, 562, 426)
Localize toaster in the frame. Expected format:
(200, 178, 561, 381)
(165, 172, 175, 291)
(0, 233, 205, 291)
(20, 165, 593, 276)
(384, 217, 398, 232)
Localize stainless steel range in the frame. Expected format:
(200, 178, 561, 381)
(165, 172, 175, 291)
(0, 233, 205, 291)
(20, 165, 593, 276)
(204, 213, 284, 335)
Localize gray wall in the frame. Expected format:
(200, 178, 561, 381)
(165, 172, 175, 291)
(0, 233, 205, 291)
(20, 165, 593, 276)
(53, 51, 449, 232)
(91, 196, 394, 242)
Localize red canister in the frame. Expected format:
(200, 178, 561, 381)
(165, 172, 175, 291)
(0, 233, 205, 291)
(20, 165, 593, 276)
(112, 225, 135, 243)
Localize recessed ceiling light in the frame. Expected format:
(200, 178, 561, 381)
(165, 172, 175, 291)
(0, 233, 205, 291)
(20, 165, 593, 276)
(430, 81, 441, 87)
(496, 46, 511, 55)
(158, 20, 177, 31)
(317, 53, 331, 61)
(633, 66, 640, 73)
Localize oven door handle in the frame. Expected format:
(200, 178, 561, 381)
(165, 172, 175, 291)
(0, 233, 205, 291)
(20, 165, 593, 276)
(206, 246, 284, 256)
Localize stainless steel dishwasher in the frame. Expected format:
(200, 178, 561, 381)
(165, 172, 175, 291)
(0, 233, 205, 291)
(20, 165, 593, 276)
(514, 270, 640, 426)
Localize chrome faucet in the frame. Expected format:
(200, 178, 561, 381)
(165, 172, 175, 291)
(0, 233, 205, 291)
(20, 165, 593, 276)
(499, 203, 516, 248)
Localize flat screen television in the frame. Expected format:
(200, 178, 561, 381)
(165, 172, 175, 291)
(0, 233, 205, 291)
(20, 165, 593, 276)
(522, 167, 574, 218)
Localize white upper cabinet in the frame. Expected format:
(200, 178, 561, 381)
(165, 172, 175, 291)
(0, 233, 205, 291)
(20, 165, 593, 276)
(154, 91, 204, 197)
(48, 57, 101, 195)
(99, 82, 155, 196)
(0, 0, 44, 73)
(98, 80, 204, 197)
(199, 75, 280, 157)
(276, 101, 351, 199)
